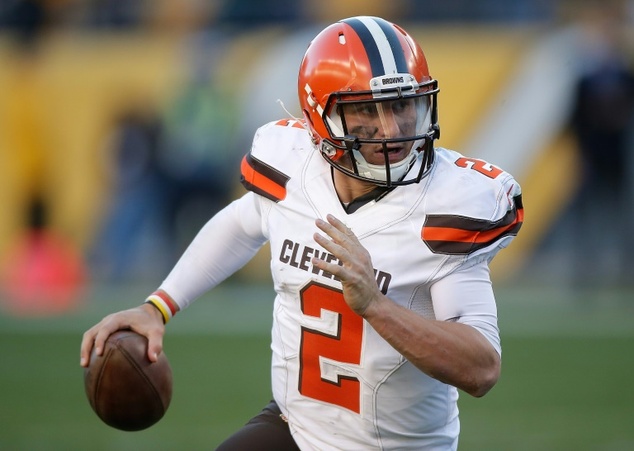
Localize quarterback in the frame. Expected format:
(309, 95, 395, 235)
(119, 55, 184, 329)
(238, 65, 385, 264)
(81, 16, 523, 450)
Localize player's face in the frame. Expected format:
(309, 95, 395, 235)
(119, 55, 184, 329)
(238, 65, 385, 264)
(340, 98, 420, 165)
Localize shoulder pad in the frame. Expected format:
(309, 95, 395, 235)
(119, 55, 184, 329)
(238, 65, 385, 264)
(422, 148, 524, 255)
(240, 119, 312, 202)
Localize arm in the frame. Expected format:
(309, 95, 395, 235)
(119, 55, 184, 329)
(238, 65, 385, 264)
(159, 192, 268, 309)
(313, 214, 500, 397)
(361, 292, 500, 397)
(80, 193, 268, 367)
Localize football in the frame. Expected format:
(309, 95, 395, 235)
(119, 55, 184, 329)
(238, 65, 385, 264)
(83, 330, 173, 431)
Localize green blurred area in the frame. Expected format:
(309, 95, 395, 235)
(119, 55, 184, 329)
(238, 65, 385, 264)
(1, 283, 633, 450)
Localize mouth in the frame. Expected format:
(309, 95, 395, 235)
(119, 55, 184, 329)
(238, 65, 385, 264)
(355, 142, 411, 166)
(379, 145, 408, 163)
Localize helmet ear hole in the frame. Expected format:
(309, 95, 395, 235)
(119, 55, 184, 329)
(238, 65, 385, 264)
(301, 111, 318, 144)
(301, 110, 311, 124)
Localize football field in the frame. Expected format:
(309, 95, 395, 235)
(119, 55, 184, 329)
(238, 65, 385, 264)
(1, 282, 632, 450)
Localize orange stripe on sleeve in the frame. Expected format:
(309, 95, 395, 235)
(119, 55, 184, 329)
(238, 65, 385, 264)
(421, 198, 524, 255)
(240, 154, 288, 202)
(423, 207, 523, 243)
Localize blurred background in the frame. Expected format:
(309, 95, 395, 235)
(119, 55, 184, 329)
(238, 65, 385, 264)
(0, 0, 633, 449)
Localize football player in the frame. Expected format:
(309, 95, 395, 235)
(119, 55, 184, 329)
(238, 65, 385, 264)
(81, 16, 523, 450)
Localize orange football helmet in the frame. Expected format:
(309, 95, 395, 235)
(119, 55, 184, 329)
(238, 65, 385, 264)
(298, 16, 440, 186)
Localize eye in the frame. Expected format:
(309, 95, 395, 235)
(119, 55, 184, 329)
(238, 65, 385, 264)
(391, 99, 410, 113)
(358, 104, 378, 116)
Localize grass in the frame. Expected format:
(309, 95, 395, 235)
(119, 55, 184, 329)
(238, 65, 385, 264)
(0, 283, 633, 450)
(0, 332, 272, 450)
(459, 336, 634, 450)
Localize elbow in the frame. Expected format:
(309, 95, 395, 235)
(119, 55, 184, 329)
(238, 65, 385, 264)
(467, 374, 498, 398)
(465, 357, 501, 398)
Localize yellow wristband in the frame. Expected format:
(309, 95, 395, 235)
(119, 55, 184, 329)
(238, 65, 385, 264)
(145, 291, 178, 324)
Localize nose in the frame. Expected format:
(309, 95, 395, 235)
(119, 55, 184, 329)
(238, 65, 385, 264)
(377, 107, 401, 139)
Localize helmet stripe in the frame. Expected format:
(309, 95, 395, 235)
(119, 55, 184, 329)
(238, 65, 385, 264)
(342, 17, 408, 76)
(373, 18, 408, 73)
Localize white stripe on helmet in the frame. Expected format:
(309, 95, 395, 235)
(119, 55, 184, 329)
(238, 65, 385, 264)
(356, 16, 398, 74)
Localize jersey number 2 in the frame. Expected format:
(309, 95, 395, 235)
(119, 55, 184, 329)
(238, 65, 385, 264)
(299, 282, 363, 413)
(455, 157, 503, 179)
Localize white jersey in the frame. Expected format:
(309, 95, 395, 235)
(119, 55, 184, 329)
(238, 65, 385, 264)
(161, 119, 523, 450)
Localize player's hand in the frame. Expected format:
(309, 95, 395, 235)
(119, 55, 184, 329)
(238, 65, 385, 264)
(313, 214, 382, 315)
(80, 303, 165, 367)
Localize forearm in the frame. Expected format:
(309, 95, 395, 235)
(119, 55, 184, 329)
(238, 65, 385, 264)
(362, 295, 500, 397)
(312, 215, 501, 396)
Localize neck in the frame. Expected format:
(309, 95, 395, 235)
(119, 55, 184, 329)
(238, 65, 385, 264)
(332, 169, 378, 204)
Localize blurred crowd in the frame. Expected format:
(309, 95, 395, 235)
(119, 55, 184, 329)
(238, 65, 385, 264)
(0, 0, 557, 35)
(564, 1, 634, 291)
(0, 0, 633, 314)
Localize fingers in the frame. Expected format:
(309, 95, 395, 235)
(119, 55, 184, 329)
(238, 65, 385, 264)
(139, 303, 165, 362)
(314, 220, 348, 272)
(313, 214, 380, 315)
(79, 305, 165, 367)
(313, 214, 367, 278)
(80, 312, 126, 367)
(80, 325, 109, 368)
(314, 215, 352, 255)
(316, 214, 356, 243)
(80, 328, 97, 368)
(145, 328, 164, 363)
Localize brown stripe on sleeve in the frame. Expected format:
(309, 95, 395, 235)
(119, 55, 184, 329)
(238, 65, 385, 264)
(422, 195, 524, 255)
(240, 152, 290, 202)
